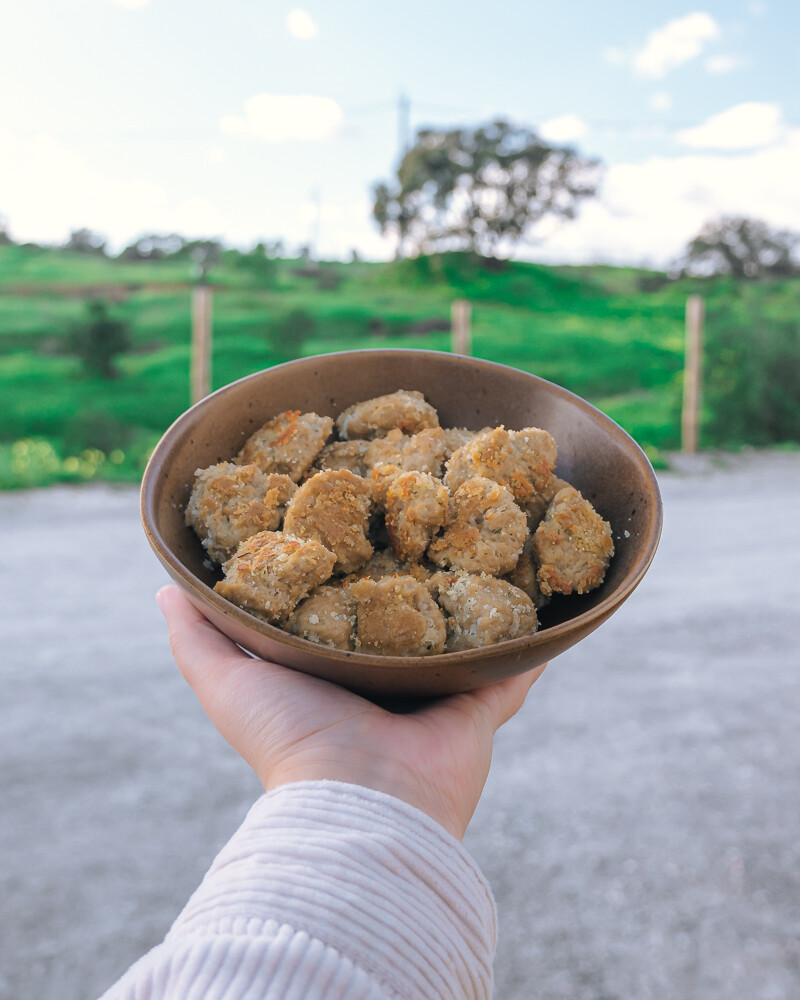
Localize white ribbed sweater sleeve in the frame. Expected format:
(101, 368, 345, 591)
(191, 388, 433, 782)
(98, 781, 497, 1000)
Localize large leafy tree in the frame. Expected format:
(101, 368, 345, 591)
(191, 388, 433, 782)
(372, 119, 600, 257)
(680, 216, 800, 279)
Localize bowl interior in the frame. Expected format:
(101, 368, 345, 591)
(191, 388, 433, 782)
(142, 350, 662, 696)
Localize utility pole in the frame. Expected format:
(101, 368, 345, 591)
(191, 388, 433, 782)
(310, 188, 321, 261)
(398, 92, 411, 162)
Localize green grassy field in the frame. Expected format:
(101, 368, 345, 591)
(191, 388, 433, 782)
(1, 243, 797, 488)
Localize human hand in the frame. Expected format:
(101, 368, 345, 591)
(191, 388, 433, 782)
(157, 585, 545, 840)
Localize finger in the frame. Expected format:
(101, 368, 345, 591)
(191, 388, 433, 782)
(466, 662, 547, 732)
(156, 585, 251, 691)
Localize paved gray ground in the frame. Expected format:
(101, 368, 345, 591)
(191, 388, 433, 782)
(1, 450, 799, 1000)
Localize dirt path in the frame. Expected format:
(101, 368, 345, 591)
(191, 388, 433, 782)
(1, 450, 799, 1000)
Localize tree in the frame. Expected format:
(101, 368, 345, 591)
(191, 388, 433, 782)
(118, 233, 187, 261)
(267, 309, 316, 362)
(0, 214, 13, 246)
(69, 300, 133, 379)
(371, 119, 600, 258)
(63, 228, 107, 255)
(680, 216, 800, 279)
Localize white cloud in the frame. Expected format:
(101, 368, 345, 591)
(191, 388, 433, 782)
(526, 129, 800, 267)
(219, 94, 343, 143)
(629, 12, 720, 78)
(676, 101, 783, 150)
(649, 90, 673, 111)
(0, 128, 227, 250)
(286, 8, 318, 40)
(539, 114, 587, 144)
(704, 54, 743, 74)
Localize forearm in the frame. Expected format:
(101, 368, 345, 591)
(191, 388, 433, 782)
(99, 781, 497, 1000)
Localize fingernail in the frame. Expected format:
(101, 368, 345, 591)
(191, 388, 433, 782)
(155, 587, 169, 613)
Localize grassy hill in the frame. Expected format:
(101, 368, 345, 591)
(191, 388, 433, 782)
(1, 243, 797, 488)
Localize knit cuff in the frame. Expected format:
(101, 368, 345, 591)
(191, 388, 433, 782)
(168, 781, 497, 1000)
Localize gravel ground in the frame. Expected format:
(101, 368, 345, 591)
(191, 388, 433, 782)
(1, 450, 799, 1000)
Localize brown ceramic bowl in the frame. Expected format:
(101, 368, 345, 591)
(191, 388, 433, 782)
(141, 350, 662, 699)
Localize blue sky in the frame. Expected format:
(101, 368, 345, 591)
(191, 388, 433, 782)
(1, 0, 798, 265)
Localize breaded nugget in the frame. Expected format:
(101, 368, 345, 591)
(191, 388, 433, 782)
(350, 576, 446, 656)
(522, 475, 571, 531)
(214, 531, 336, 623)
(344, 549, 434, 585)
(384, 470, 450, 562)
(444, 425, 557, 508)
(286, 584, 357, 650)
(185, 462, 296, 564)
(364, 427, 448, 477)
(369, 463, 403, 507)
(429, 571, 538, 652)
(336, 390, 439, 440)
(533, 486, 614, 597)
(307, 439, 369, 478)
(428, 476, 527, 576)
(503, 536, 549, 609)
(283, 469, 373, 574)
(442, 427, 479, 460)
(236, 410, 333, 482)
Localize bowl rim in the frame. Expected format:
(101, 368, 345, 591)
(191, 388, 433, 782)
(141, 349, 663, 668)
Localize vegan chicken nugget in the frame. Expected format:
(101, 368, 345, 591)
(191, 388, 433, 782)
(336, 390, 439, 440)
(428, 476, 527, 576)
(444, 426, 557, 510)
(185, 462, 296, 564)
(307, 439, 369, 478)
(283, 468, 373, 574)
(214, 531, 336, 623)
(364, 427, 448, 477)
(236, 410, 333, 482)
(429, 571, 538, 652)
(384, 470, 450, 563)
(350, 575, 447, 656)
(286, 584, 357, 651)
(532, 486, 614, 597)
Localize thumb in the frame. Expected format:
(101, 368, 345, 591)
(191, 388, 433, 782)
(465, 663, 547, 733)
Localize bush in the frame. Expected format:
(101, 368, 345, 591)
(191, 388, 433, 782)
(704, 314, 800, 446)
(68, 300, 133, 379)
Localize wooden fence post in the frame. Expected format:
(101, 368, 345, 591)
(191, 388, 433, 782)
(191, 283, 213, 404)
(451, 299, 472, 356)
(681, 294, 704, 454)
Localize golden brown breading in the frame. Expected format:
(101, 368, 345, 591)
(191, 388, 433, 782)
(532, 486, 615, 596)
(335, 390, 439, 440)
(236, 410, 334, 482)
(429, 571, 538, 651)
(214, 531, 336, 623)
(307, 440, 369, 478)
(286, 584, 357, 650)
(344, 549, 434, 585)
(364, 427, 448, 477)
(428, 476, 527, 576)
(283, 469, 373, 574)
(503, 536, 550, 609)
(185, 462, 296, 564)
(369, 463, 403, 507)
(442, 427, 478, 460)
(522, 475, 571, 531)
(384, 470, 450, 562)
(444, 426, 557, 509)
(350, 575, 446, 656)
